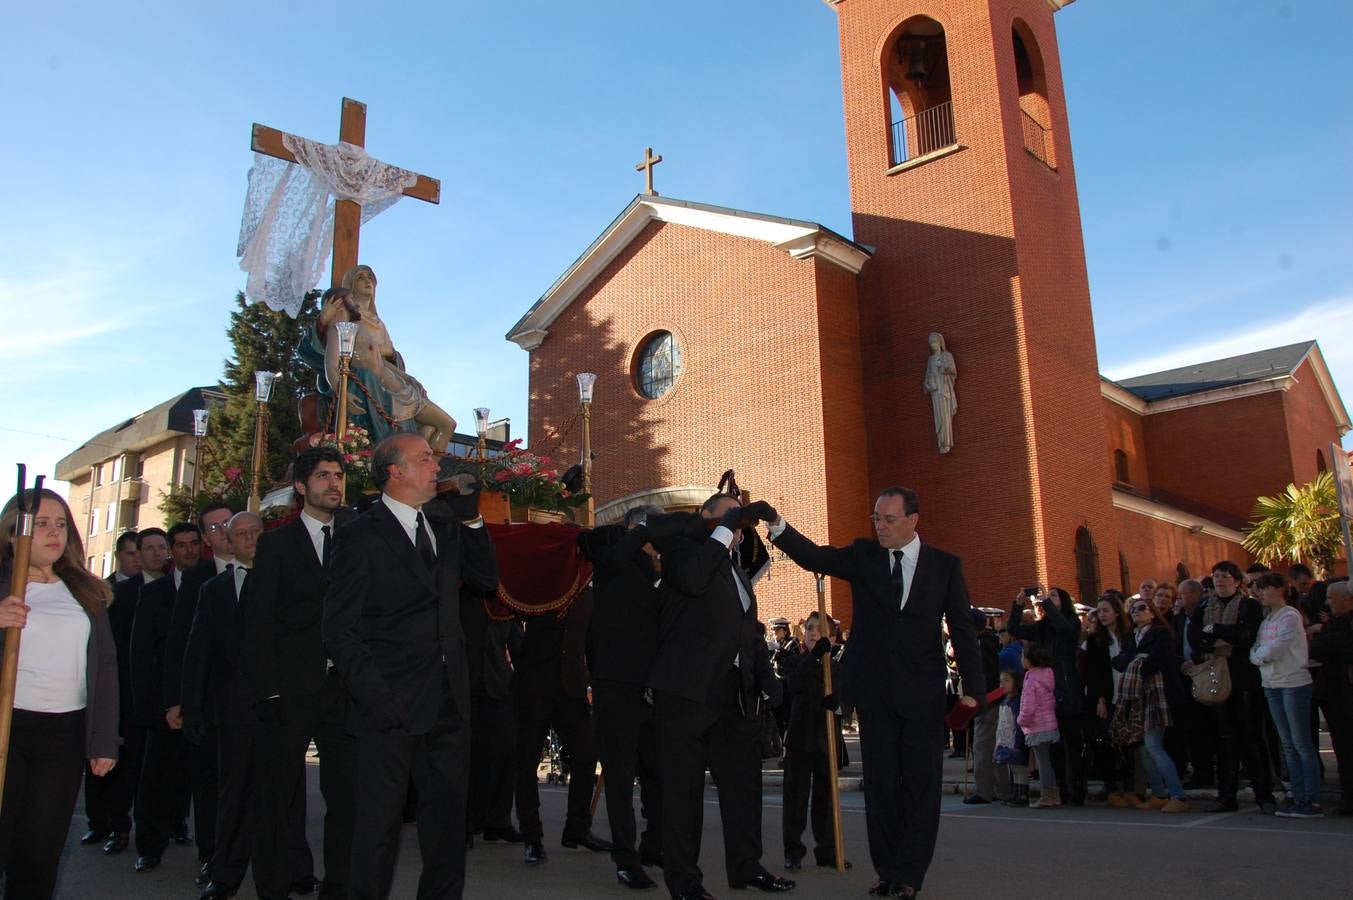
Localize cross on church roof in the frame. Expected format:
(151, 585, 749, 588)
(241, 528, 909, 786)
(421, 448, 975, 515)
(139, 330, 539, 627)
(635, 147, 663, 196)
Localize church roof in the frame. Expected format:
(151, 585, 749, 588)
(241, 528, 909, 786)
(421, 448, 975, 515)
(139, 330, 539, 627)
(55, 386, 226, 481)
(1117, 341, 1317, 401)
(506, 194, 871, 351)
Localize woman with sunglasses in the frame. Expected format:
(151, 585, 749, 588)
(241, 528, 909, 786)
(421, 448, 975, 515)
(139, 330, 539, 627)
(1113, 596, 1190, 812)
(1085, 591, 1138, 806)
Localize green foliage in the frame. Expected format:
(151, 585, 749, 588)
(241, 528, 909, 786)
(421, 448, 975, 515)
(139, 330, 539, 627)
(1242, 470, 1343, 580)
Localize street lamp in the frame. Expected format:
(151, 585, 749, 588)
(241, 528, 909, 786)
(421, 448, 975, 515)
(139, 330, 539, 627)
(577, 373, 597, 526)
(249, 371, 280, 512)
(191, 408, 209, 497)
(473, 407, 491, 458)
(333, 321, 360, 439)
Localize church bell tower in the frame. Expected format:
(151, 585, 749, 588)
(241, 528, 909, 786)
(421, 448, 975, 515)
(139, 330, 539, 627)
(829, 0, 1117, 600)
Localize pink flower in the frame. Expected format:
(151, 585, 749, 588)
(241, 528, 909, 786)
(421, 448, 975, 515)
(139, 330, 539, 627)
(494, 470, 513, 483)
(537, 456, 551, 464)
(225, 467, 243, 481)
(343, 454, 355, 464)
(561, 489, 571, 498)
(511, 463, 533, 476)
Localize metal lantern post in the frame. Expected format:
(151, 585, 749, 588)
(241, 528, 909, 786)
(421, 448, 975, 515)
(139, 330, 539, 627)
(577, 373, 597, 527)
(333, 321, 360, 439)
(249, 372, 279, 513)
(191, 408, 209, 497)
(474, 407, 491, 459)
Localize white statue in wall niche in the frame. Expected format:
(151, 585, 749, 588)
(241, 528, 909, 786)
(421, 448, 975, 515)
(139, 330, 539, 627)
(923, 332, 957, 454)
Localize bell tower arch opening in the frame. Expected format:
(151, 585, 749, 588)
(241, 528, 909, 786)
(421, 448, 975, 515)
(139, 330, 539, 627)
(1012, 19, 1056, 168)
(885, 17, 956, 166)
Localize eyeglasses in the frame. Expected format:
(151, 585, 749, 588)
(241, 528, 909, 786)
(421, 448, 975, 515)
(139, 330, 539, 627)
(1129, 603, 1149, 614)
(869, 514, 909, 525)
(204, 523, 229, 534)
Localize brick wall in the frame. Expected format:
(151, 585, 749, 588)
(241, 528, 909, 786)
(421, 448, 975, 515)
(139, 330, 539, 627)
(1113, 505, 1249, 589)
(1103, 396, 1152, 494)
(1282, 359, 1344, 486)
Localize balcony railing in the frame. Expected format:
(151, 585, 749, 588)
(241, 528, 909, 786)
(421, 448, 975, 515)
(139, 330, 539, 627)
(889, 101, 956, 166)
(1021, 110, 1052, 167)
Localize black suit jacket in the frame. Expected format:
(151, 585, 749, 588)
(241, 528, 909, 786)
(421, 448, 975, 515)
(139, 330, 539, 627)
(244, 518, 333, 707)
(771, 525, 984, 720)
(129, 573, 177, 727)
(182, 569, 254, 727)
(460, 589, 521, 702)
(321, 500, 499, 736)
(108, 573, 148, 717)
(164, 558, 223, 709)
(647, 526, 758, 705)
(584, 524, 661, 687)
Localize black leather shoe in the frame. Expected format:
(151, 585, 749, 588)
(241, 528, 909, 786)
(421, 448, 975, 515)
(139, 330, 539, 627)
(524, 841, 548, 864)
(482, 825, 524, 843)
(199, 882, 238, 899)
(80, 828, 106, 845)
(561, 831, 613, 852)
(134, 855, 162, 873)
(784, 855, 802, 870)
(466, 832, 475, 850)
(103, 832, 129, 854)
(868, 880, 895, 897)
(1205, 800, 1239, 813)
(289, 875, 321, 895)
(735, 872, 795, 892)
(616, 865, 657, 889)
(639, 849, 664, 868)
(890, 886, 918, 898)
(196, 862, 212, 886)
(961, 795, 991, 805)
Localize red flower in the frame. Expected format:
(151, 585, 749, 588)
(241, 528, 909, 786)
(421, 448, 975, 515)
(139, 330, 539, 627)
(493, 470, 513, 483)
(224, 467, 243, 481)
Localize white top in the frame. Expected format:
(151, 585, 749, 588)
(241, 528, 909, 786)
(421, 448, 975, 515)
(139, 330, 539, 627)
(14, 580, 90, 713)
(299, 510, 333, 565)
(381, 494, 437, 555)
(1249, 605, 1312, 688)
(890, 534, 921, 610)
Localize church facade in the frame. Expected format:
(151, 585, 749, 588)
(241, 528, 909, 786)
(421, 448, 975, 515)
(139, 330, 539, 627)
(507, 0, 1349, 624)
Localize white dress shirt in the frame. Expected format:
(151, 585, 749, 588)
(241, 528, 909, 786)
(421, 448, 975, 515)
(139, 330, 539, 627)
(299, 510, 333, 565)
(892, 534, 921, 610)
(173, 568, 183, 591)
(382, 494, 437, 555)
(213, 554, 234, 576)
(231, 562, 249, 600)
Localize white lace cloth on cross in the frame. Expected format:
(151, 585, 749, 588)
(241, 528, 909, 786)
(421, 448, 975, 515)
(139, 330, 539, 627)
(237, 135, 418, 317)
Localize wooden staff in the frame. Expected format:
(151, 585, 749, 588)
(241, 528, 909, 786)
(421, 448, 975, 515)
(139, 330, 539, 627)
(0, 465, 42, 814)
(816, 574, 846, 872)
(590, 771, 605, 817)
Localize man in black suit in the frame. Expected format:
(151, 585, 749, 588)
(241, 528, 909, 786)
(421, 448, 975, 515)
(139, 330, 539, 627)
(244, 446, 353, 900)
(89, 529, 164, 855)
(462, 598, 522, 844)
(166, 502, 237, 887)
(645, 495, 795, 900)
(767, 486, 984, 899)
(81, 530, 143, 848)
(579, 505, 665, 890)
(130, 521, 202, 872)
(322, 433, 498, 900)
(182, 511, 263, 899)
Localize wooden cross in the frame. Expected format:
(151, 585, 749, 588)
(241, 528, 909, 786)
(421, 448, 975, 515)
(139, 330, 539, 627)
(635, 147, 663, 196)
(251, 97, 441, 287)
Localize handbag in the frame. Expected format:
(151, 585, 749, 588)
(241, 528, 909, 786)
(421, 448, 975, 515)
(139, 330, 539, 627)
(1188, 657, 1232, 706)
(1109, 697, 1144, 748)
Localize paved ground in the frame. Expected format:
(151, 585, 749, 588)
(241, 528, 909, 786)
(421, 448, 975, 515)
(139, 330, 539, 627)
(54, 739, 1351, 899)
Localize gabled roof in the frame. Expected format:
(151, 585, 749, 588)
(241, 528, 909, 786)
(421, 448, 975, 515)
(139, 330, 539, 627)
(1103, 341, 1350, 435)
(1117, 341, 1315, 401)
(55, 386, 226, 481)
(506, 194, 871, 351)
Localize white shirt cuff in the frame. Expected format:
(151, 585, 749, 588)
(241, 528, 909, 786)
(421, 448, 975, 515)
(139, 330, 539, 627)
(463, 516, 484, 529)
(709, 525, 735, 548)
(767, 517, 788, 539)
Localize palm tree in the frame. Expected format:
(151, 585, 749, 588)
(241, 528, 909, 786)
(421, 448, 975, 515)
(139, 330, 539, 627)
(1243, 470, 1343, 580)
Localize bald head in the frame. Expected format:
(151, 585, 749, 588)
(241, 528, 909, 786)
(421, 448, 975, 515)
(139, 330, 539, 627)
(227, 512, 264, 566)
(1328, 581, 1353, 617)
(1178, 579, 1203, 613)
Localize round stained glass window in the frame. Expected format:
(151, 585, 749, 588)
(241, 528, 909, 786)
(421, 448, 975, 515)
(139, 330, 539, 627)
(635, 331, 682, 400)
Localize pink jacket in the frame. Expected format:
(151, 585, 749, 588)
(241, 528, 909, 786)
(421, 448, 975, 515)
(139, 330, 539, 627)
(1017, 667, 1059, 735)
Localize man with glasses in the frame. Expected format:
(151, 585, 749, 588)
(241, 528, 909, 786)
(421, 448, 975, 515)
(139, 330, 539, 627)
(763, 486, 984, 899)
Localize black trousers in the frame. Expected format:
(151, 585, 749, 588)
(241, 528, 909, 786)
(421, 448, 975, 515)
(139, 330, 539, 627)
(655, 671, 764, 896)
(135, 727, 189, 858)
(349, 688, 470, 900)
(514, 680, 597, 843)
(468, 688, 516, 833)
(1177, 698, 1217, 785)
(211, 723, 259, 889)
(85, 717, 144, 837)
(1318, 694, 1353, 811)
(188, 730, 218, 863)
(782, 748, 834, 864)
(1215, 682, 1276, 806)
(315, 714, 357, 900)
(1050, 711, 1086, 802)
(857, 706, 943, 891)
(252, 696, 321, 897)
(593, 679, 662, 869)
(0, 709, 86, 900)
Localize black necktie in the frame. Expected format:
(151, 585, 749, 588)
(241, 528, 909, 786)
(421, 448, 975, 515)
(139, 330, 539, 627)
(320, 524, 332, 571)
(891, 550, 906, 609)
(415, 512, 437, 570)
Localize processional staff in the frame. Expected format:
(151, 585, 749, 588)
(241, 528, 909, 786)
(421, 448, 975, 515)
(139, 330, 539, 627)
(0, 465, 44, 814)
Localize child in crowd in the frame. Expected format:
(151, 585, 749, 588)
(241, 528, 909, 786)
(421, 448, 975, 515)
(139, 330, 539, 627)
(994, 669, 1028, 806)
(1018, 643, 1061, 808)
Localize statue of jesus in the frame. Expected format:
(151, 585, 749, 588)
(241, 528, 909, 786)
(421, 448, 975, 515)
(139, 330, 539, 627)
(923, 332, 957, 454)
(314, 264, 458, 449)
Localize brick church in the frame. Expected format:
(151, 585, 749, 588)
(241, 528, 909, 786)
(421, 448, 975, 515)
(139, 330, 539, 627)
(506, 0, 1350, 625)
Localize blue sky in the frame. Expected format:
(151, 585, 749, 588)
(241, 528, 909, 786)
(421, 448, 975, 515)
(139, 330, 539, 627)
(4, 0, 1351, 492)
